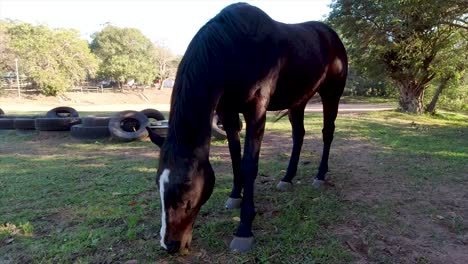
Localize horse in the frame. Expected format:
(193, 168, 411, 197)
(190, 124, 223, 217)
(146, 3, 348, 254)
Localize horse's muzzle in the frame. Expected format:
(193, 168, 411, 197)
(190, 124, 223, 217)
(165, 240, 181, 254)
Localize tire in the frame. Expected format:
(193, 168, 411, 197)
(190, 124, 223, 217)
(148, 120, 169, 138)
(108, 110, 149, 141)
(81, 116, 111, 127)
(14, 118, 36, 130)
(46, 106, 79, 118)
(211, 114, 227, 140)
(71, 124, 110, 139)
(0, 118, 15, 130)
(35, 117, 81, 131)
(1, 115, 42, 119)
(211, 114, 244, 140)
(141, 109, 165, 125)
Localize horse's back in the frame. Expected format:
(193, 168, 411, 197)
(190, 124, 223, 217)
(268, 21, 347, 110)
(209, 4, 347, 111)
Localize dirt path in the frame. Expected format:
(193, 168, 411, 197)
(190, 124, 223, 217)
(0, 90, 395, 113)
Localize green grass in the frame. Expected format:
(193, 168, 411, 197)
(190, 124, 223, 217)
(339, 96, 397, 104)
(1, 110, 467, 263)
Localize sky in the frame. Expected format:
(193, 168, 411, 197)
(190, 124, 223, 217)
(0, 0, 332, 55)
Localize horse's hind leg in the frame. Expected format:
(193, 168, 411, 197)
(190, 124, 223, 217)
(314, 88, 341, 187)
(277, 104, 306, 191)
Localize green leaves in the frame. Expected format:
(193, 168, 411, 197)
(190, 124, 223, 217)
(1, 22, 169, 95)
(90, 25, 158, 86)
(328, 0, 467, 113)
(4, 22, 98, 95)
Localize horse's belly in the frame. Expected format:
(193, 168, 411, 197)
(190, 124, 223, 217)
(267, 85, 316, 111)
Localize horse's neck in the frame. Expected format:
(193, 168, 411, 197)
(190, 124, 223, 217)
(167, 83, 218, 156)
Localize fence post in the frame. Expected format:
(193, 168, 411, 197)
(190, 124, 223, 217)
(15, 58, 21, 99)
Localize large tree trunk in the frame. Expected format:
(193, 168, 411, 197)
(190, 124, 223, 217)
(398, 82, 425, 114)
(425, 76, 451, 115)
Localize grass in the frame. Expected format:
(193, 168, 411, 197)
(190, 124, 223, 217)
(1, 110, 467, 263)
(339, 96, 397, 104)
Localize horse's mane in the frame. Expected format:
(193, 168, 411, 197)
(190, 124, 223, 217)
(164, 3, 281, 165)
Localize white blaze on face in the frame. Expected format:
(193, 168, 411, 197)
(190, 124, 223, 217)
(159, 169, 170, 249)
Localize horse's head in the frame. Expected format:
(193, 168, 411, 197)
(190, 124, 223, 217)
(157, 152, 215, 253)
(148, 127, 215, 254)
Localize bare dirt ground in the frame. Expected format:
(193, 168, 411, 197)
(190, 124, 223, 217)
(0, 89, 173, 112)
(0, 89, 395, 113)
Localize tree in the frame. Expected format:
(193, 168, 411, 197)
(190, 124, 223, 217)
(90, 25, 157, 88)
(425, 29, 467, 114)
(153, 43, 178, 89)
(0, 21, 16, 74)
(328, 0, 468, 113)
(2, 21, 98, 95)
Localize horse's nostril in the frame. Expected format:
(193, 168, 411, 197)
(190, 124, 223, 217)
(165, 240, 181, 254)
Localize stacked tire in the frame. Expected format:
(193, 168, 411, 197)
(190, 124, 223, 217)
(0, 108, 42, 132)
(1, 106, 170, 143)
(143, 108, 168, 138)
(35, 107, 81, 131)
(108, 110, 150, 142)
(211, 113, 243, 140)
(71, 116, 111, 140)
(14, 116, 43, 135)
(70, 109, 167, 142)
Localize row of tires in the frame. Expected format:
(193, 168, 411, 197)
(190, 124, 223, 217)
(0, 107, 232, 141)
(0, 116, 80, 131)
(0, 107, 168, 141)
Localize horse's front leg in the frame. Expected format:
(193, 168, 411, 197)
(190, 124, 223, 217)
(218, 111, 243, 209)
(230, 105, 267, 253)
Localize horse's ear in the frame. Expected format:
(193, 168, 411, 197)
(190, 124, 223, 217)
(146, 127, 165, 147)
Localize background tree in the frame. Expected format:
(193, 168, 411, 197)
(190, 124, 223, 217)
(328, 0, 468, 113)
(90, 25, 157, 88)
(0, 21, 16, 74)
(153, 42, 181, 89)
(2, 21, 98, 95)
(425, 29, 467, 113)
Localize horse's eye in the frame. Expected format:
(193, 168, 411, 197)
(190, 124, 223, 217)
(185, 200, 192, 213)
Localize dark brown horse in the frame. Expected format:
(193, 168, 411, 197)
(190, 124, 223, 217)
(147, 3, 347, 253)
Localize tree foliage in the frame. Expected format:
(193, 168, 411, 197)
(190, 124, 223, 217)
(328, 0, 468, 113)
(0, 21, 16, 74)
(90, 25, 157, 86)
(1, 21, 98, 95)
(153, 43, 180, 89)
(425, 29, 468, 113)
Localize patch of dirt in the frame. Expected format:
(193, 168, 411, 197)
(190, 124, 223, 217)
(326, 138, 468, 264)
(0, 89, 173, 112)
(210, 127, 468, 263)
(1, 90, 395, 114)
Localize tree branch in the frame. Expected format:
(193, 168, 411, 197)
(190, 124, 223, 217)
(441, 21, 468, 30)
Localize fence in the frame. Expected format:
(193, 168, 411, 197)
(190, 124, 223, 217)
(1, 79, 38, 92)
(1, 80, 157, 94)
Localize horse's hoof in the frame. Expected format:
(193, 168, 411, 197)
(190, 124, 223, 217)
(230, 236, 254, 253)
(276, 181, 293, 191)
(312, 179, 325, 189)
(225, 197, 242, 209)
